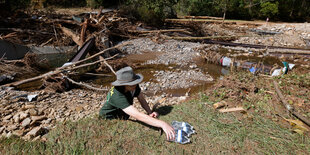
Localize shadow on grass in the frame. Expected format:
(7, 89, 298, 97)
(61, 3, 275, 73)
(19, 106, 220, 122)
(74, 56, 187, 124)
(155, 105, 173, 116)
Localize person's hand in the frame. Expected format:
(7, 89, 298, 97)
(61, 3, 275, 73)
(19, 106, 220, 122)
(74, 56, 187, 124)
(149, 112, 159, 118)
(161, 122, 175, 141)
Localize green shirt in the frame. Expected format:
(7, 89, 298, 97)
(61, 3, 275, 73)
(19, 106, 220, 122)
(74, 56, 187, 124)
(99, 85, 141, 119)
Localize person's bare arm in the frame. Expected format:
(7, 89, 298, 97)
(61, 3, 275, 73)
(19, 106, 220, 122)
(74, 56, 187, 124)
(123, 105, 175, 141)
(137, 93, 158, 117)
(137, 93, 152, 114)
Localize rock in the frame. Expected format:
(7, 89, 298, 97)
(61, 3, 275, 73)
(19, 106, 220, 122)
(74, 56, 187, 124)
(2, 119, 10, 123)
(30, 115, 47, 124)
(25, 127, 44, 139)
(29, 109, 38, 116)
(75, 106, 84, 113)
(21, 117, 31, 128)
(0, 126, 5, 134)
(13, 113, 20, 123)
(3, 114, 13, 120)
(13, 130, 25, 137)
(6, 132, 12, 138)
(24, 105, 36, 109)
(42, 118, 52, 124)
(19, 112, 29, 121)
(7, 124, 18, 131)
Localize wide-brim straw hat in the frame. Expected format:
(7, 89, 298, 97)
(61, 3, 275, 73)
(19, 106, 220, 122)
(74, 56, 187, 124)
(111, 66, 143, 86)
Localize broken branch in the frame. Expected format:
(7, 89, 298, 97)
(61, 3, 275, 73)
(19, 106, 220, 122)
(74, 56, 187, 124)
(63, 75, 107, 91)
(59, 41, 131, 71)
(59, 25, 82, 46)
(273, 80, 310, 127)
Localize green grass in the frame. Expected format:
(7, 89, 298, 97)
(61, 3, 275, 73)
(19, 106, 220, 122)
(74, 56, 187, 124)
(1, 71, 309, 154)
(1, 99, 309, 154)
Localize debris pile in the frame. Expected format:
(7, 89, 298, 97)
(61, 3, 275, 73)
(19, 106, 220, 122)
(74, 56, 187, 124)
(234, 23, 310, 48)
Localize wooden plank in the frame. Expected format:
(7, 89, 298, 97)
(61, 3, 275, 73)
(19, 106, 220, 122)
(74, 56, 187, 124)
(219, 107, 245, 113)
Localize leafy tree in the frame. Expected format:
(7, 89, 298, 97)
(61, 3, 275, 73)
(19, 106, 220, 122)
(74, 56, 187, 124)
(259, 1, 279, 18)
(125, 0, 177, 25)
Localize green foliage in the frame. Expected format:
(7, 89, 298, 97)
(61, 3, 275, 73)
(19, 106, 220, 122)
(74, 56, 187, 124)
(86, 0, 110, 8)
(45, 0, 86, 7)
(259, 2, 279, 18)
(1, 0, 31, 11)
(125, 0, 177, 25)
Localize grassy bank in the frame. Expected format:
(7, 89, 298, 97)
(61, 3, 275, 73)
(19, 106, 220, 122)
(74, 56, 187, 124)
(1, 71, 309, 154)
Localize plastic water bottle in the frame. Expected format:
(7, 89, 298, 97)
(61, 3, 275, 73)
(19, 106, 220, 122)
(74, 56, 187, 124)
(171, 121, 193, 130)
(174, 129, 188, 138)
(173, 129, 190, 144)
(171, 121, 195, 136)
(182, 125, 195, 137)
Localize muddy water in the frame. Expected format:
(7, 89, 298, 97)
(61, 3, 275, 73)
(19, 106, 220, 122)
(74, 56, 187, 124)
(165, 58, 224, 97)
(92, 52, 224, 97)
(16, 51, 225, 96)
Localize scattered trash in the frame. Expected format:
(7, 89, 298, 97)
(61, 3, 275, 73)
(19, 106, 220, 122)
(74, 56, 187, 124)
(170, 121, 195, 144)
(220, 57, 232, 67)
(249, 67, 257, 74)
(72, 16, 83, 23)
(27, 94, 38, 102)
(271, 62, 294, 76)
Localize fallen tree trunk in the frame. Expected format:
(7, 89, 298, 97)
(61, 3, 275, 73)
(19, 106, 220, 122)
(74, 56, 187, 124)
(273, 80, 310, 127)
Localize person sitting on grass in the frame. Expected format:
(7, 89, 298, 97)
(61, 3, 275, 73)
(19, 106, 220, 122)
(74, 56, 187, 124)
(99, 66, 175, 141)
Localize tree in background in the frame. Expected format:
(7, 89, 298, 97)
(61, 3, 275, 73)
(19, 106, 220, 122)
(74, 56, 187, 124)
(125, 0, 177, 25)
(259, 1, 278, 19)
(1, 0, 31, 11)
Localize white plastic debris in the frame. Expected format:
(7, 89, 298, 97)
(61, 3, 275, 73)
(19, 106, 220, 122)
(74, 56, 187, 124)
(222, 57, 231, 67)
(27, 94, 38, 102)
